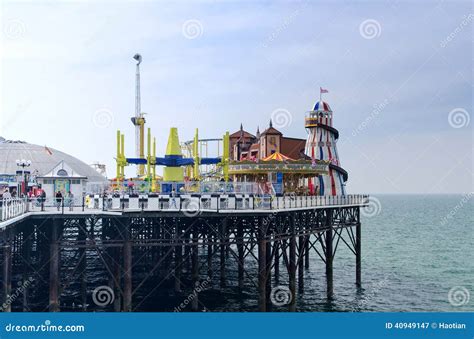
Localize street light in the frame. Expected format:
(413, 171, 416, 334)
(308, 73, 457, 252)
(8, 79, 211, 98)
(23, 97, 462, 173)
(16, 159, 31, 197)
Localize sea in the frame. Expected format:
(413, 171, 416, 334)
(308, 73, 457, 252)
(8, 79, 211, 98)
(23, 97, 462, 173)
(200, 194, 473, 312)
(290, 194, 474, 312)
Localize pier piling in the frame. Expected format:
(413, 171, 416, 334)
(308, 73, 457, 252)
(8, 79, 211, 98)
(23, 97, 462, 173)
(220, 219, 227, 288)
(325, 210, 334, 299)
(123, 225, 132, 312)
(289, 215, 296, 312)
(191, 224, 199, 311)
(49, 219, 60, 312)
(2, 243, 11, 312)
(22, 226, 32, 312)
(274, 240, 279, 285)
(356, 209, 362, 287)
(298, 234, 304, 293)
(237, 222, 244, 289)
(257, 218, 267, 312)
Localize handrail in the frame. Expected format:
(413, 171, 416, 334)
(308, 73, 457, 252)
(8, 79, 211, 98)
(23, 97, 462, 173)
(103, 194, 369, 212)
(0, 195, 370, 222)
(0, 198, 27, 222)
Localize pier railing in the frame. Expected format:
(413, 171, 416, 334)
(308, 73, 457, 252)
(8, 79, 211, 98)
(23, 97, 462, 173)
(0, 198, 27, 222)
(103, 194, 369, 212)
(0, 195, 369, 223)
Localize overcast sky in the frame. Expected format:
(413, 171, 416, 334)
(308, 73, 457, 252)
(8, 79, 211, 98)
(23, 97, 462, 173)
(1, 0, 472, 194)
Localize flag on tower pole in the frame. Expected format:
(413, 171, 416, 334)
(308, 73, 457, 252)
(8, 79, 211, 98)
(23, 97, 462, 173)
(320, 87, 328, 101)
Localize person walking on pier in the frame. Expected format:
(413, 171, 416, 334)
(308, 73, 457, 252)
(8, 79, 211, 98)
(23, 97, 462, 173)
(170, 188, 178, 209)
(55, 191, 63, 211)
(67, 191, 74, 211)
(39, 190, 46, 207)
(2, 189, 11, 199)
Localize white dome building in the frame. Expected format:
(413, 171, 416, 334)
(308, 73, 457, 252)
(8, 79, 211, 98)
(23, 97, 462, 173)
(0, 138, 107, 197)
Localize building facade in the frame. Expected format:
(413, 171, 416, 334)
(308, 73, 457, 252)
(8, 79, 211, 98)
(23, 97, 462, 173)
(230, 122, 307, 162)
(0, 138, 107, 196)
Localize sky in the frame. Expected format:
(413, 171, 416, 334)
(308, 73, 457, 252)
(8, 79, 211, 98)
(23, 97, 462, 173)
(0, 0, 472, 194)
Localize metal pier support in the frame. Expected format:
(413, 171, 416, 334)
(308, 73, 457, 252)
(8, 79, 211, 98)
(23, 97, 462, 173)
(2, 243, 11, 312)
(257, 217, 267, 312)
(289, 215, 297, 312)
(78, 220, 87, 311)
(174, 221, 182, 293)
(356, 209, 362, 287)
(191, 226, 199, 311)
(207, 234, 213, 280)
(265, 231, 272, 311)
(237, 221, 244, 289)
(49, 219, 60, 312)
(111, 218, 122, 312)
(298, 234, 304, 293)
(123, 225, 132, 312)
(274, 240, 279, 285)
(325, 210, 334, 299)
(304, 235, 310, 269)
(22, 226, 32, 312)
(220, 218, 227, 288)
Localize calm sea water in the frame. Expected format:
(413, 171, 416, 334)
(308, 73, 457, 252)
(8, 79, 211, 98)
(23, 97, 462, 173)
(207, 194, 474, 312)
(291, 194, 474, 312)
(29, 194, 472, 312)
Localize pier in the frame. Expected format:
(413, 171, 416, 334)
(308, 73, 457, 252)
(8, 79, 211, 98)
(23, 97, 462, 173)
(0, 194, 367, 312)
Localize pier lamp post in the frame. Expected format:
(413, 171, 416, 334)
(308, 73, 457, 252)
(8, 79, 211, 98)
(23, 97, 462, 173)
(16, 159, 31, 197)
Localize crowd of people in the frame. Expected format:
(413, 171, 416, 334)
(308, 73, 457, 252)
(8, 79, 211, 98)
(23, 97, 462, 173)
(1, 188, 76, 211)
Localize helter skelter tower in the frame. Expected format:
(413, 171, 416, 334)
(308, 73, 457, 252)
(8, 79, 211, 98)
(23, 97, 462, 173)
(304, 89, 348, 196)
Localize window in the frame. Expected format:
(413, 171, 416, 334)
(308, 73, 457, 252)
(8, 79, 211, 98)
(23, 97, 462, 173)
(57, 169, 68, 176)
(71, 179, 81, 184)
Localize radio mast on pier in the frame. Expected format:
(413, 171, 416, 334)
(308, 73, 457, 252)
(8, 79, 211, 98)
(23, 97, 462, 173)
(131, 53, 146, 176)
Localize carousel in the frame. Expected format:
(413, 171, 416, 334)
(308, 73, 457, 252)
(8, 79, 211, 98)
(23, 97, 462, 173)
(228, 151, 329, 195)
